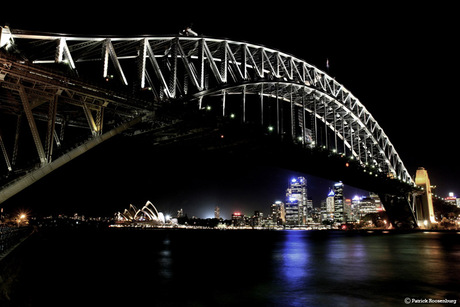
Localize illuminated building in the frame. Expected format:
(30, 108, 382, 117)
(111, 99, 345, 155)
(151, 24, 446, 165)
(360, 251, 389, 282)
(214, 206, 220, 219)
(333, 182, 345, 223)
(306, 199, 314, 222)
(354, 196, 376, 216)
(445, 192, 456, 205)
(310, 207, 322, 223)
(271, 201, 285, 225)
(252, 211, 263, 227)
(351, 193, 384, 221)
(231, 212, 245, 227)
(285, 200, 300, 225)
(321, 189, 335, 222)
(351, 195, 360, 220)
(320, 200, 327, 221)
(370, 193, 383, 211)
(285, 177, 308, 225)
(344, 198, 352, 222)
(115, 201, 166, 226)
(444, 192, 460, 208)
(444, 192, 459, 207)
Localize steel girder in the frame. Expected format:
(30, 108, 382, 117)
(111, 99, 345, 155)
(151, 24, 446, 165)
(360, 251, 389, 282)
(0, 52, 153, 202)
(2, 28, 413, 185)
(0, 116, 143, 203)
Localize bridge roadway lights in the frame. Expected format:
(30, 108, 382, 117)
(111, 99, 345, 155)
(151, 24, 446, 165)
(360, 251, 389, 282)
(0, 116, 144, 204)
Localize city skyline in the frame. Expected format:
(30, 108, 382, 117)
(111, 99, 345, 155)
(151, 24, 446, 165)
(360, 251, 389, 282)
(0, 4, 458, 218)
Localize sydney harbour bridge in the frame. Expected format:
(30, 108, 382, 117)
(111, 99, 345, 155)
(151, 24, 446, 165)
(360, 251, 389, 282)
(0, 26, 435, 228)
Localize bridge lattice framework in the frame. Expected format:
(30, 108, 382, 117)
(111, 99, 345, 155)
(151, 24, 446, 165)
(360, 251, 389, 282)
(0, 27, 413, 204)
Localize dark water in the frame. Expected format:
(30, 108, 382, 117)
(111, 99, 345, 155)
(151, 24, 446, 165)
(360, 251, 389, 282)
(4, 229, 460, 306)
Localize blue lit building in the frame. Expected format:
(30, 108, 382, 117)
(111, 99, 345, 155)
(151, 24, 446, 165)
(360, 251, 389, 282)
(285, 177, 308, 225)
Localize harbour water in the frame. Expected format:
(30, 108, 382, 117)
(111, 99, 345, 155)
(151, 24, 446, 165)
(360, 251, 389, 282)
(3, 229, 460, 306)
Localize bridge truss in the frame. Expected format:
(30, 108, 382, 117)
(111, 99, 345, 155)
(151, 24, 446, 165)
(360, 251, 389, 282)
(0, 26, 414, 204)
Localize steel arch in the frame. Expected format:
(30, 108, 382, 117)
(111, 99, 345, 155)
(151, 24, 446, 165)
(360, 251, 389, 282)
(1, 27, 413, 185)
(192, 82, 412, 183)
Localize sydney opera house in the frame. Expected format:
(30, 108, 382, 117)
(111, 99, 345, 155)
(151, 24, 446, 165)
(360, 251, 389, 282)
(115, 201, 167, 226)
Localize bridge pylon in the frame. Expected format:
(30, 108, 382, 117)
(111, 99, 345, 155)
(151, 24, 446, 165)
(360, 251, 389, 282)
(413, 167, 436, 229)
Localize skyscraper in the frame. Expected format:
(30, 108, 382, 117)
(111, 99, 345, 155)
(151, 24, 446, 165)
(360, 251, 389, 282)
(214, 206, 220, 219)
(333, 182, 345, 223)
(325, 189, 335, 222)
(271, 201, 286, 225)
(285, 177, 308, 225)
(252, 211, 263, 227)
(231, 212, 245, 227)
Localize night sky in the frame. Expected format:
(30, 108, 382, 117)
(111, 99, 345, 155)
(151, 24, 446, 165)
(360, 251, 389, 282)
(1, 3, 458, 218)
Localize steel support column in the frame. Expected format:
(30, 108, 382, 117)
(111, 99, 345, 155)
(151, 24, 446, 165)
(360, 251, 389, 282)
(341, 118, 346, 156)
(242, 44, 248, 80)
(242, 85, 246, 123)
(313, 100, 318, 146)
(349, 122, 354, 158)
(55, 38, 75, 69)
(145, 40, 172, 98)
(83, 102, 100, 136)
(0, 135, 12, 171)
(279, 86, 284, 138)
(139, 38, 148, 88)
(302, 90, 306, 146)
(169, 39, 178, 98)
(220, 41, 228, 83)
(333, 107, 337, 151)
(103, 38, 128, 85)
(358, 136, 361, 162)
(19, 86, 47, 164)
(323, 102, 328, 149)
(45, 95, 58, 162)
(222, 90, 226, 117)
(276, 83, 280, 134)
(198, 39, 205, 89)
(290, 85, 295, 139)
(12, 115, 21, 167)
(260, 85, 264, 126)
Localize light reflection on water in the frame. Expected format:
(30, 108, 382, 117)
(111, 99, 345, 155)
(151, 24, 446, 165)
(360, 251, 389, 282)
(280, 231, 310, 281)
(273, 231, 313, 306)
(270, 231, 460, 306)
(158, 237, 172, 279)
(16, 229, 460, 306)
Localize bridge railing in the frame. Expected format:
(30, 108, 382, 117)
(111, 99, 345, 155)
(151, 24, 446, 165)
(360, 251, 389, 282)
(0, 226, 32, 258)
